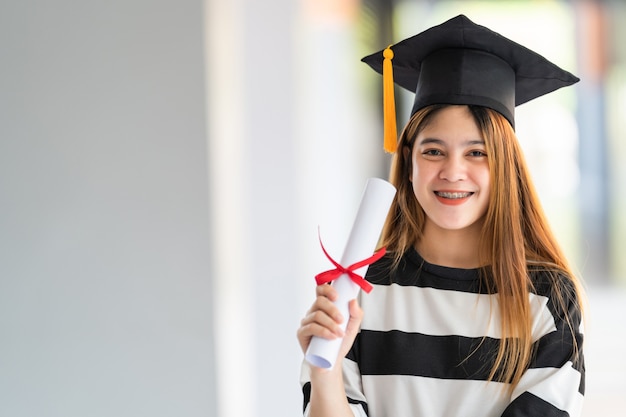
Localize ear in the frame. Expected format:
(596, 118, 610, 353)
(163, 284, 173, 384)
(403, 145, 412, 181)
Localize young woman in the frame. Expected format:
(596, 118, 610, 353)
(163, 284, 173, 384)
(297, 15, 586, 417)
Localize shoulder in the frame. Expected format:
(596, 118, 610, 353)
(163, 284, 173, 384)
(528, 266, 577, 298)
(528, 265, 583, 323)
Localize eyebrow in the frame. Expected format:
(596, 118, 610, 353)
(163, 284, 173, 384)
(418, 138, 485, 146)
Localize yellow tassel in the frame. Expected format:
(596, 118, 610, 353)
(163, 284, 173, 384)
(382, 45, 397, 153)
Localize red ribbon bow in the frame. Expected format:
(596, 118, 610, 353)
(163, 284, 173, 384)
(314, 235, 386, 294)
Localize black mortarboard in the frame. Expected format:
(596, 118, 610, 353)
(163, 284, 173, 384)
(361, 14, 579, 152)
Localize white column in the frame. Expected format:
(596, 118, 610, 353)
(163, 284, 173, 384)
(204, 0, 257, 416)
(206, 1, 384, 416)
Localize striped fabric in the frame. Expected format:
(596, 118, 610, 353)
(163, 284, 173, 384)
(301, 248, 584, 417)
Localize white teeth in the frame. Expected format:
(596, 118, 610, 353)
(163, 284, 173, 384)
(436, 191, 472, 199)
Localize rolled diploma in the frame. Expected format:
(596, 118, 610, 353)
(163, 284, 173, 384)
(305, 177, 396, 369)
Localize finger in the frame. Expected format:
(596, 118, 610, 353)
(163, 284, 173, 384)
(300, 309, 345, 337)
(297, 317, 343, 354)
(307, 294, 343, 324)
(298, 320, 342, 341)
(315, 283, 338, 301)
(344, 299, 364, 336)
(348, 298, 364, 320)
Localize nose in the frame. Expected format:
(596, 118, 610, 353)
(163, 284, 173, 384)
(439, 155, 467, 182)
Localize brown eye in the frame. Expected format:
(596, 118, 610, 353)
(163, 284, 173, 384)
(468, 150, 487, 157)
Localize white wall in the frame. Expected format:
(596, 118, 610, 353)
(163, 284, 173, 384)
(0, 1, 216, 416)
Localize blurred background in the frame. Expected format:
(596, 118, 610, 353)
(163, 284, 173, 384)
(0, 0, 624, 416)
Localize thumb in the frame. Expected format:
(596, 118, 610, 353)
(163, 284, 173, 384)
(338, 299, 363, 357)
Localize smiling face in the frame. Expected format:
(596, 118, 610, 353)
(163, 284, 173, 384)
(409, 105, 490, 236)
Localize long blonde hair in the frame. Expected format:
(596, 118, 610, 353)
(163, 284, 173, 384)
(381, 104, 585, 389)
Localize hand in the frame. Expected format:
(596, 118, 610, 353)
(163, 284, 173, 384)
(297, 284, 363, 361)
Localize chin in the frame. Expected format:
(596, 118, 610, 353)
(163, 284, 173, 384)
(430, 217, 485, 232)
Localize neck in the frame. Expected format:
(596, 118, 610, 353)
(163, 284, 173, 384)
(416, 220, 485, 269)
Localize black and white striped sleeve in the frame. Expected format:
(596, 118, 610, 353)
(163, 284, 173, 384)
(502, 278, 585, 417)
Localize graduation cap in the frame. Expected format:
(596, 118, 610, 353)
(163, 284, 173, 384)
(361, 14, 579, 153)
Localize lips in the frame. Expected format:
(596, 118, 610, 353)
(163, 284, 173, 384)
(434, 190, 474, 205)
(435, 191, 473, 199)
